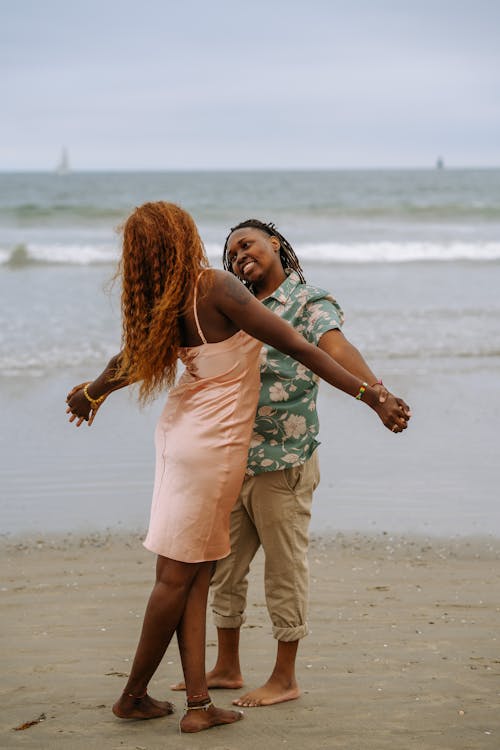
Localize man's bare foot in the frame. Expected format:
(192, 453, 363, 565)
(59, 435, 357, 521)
(180, 703, 244, 733)
(112, 692, 175, 719)
(170, 668, 244, 691)
(232, 679, 300, 707)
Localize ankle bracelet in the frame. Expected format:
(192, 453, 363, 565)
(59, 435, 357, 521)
(125, 690, 146, 699)
(185, 699, 213, 711)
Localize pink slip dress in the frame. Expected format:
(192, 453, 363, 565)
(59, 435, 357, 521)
(143, 271, 263, 563)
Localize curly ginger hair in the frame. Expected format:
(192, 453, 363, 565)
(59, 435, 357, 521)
(115, 201, 210, 403)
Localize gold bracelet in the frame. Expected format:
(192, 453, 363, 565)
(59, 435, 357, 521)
(83, 383, 106, 410)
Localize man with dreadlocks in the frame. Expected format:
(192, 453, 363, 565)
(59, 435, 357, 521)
(171, 219, 411, 708)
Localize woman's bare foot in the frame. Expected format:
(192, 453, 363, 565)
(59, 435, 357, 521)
(232, 678, 300, 707)
(170, 667, 244, 691)
(180, 703, 244, 733)
(112, 692, 175, 719)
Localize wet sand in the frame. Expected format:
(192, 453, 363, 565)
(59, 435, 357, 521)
(2, 531, 499, 750)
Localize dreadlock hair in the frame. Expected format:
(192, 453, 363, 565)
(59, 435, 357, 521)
(222, 219, 306, 287)
(115, 201, 210, 404)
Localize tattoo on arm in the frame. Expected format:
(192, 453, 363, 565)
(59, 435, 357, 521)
(223, 273, 251, 306)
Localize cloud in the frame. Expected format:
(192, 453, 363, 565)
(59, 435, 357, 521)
(1, 0, 499, 168)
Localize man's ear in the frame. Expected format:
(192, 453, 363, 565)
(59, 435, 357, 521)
(270, 236, 281, 253)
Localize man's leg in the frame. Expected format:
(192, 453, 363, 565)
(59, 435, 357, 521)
(232, 454, 319, 707)
(206, 624, 243, 688)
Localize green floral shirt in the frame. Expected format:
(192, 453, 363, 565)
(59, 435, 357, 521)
(247, 271, 344, 475)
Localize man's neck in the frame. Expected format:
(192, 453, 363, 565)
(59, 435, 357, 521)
(254, 270, 287, 300)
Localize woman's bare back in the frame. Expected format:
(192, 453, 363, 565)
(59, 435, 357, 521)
(180, 269, 243, 347)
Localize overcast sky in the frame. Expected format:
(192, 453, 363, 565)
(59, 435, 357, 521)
(2, 0, 499, 170)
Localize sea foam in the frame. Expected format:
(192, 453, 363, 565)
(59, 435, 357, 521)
(1, 241, 500, 268)
(0, 243, 118, 267)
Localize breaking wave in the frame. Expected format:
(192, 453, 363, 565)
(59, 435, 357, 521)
(2, 241, 500, 268)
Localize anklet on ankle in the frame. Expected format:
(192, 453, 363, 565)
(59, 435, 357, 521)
(125, 690, 146, 699)
(184, 699, 213, 712)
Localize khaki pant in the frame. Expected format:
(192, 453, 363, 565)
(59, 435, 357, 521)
(210, 452, 320, 642)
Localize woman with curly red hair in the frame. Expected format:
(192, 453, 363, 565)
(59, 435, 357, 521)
(66, 201, 409, 735)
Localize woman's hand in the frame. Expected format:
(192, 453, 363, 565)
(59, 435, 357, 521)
(66, 382, 107, 427)
(373, 392, 411, 433)
(65, 356, 126, 428)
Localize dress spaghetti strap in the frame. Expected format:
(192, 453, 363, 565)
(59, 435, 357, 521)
(193, 269, 208, 345)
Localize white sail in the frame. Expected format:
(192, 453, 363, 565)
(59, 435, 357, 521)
(56, 148, 70, 175)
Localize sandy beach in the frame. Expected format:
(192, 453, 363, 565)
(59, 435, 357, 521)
(2, 531, 499, 750)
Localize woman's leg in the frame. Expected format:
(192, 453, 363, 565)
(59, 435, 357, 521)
(112, 554, 201, 719)
(171, 489, 259, 691)
(176, 561, 244, 733)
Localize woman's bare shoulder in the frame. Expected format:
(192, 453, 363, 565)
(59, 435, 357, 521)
(203, 268, 251, 305)
(198, 267, 227, 286)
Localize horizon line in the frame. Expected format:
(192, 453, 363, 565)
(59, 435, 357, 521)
(1, 164, 500, 174)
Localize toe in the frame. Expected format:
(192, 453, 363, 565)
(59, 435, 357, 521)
(169, 682, 186, 691)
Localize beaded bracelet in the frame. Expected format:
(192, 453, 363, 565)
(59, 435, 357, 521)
(355, 382, 368, 400)
(83, 383, 106, 410)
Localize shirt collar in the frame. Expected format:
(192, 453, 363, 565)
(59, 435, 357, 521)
(263, 270, 302, 305)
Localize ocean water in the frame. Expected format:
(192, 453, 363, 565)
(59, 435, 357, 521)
(1, 170, 499, 537)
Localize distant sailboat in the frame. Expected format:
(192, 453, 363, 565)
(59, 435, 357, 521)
(435, 156, 444, 170)
(56, 147, 70, 175)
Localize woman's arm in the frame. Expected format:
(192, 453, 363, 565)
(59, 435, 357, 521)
(215, 272, 410, 431)
(66, 352, 131, 427)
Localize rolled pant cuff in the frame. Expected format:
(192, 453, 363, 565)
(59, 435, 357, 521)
(212, 612, 246, 629)
(272, 623, 309, 642)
